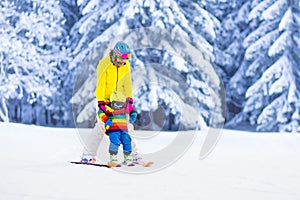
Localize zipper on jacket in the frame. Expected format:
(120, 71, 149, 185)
(115, 66, 119, 92)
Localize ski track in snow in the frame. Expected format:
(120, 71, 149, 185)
(0, 122, 300, 200)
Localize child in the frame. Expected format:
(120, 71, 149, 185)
(98, 91, 137, 167)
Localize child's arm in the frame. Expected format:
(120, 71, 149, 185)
(97, 107, 113, 134)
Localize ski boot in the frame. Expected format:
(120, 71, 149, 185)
(123, 152, 135, 166)
(81, 152, 96, 164)
(132, 151, 143, 164)
(107, 153, 121, 167)
(132, 151, 154, 167)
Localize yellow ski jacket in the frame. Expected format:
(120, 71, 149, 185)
(94, 55, 133, 101)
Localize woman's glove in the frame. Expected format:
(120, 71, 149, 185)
(98, 101, 112, 114)
(126, 97, 134, 113)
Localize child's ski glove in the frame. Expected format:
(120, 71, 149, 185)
(129, 111, 137, 124)
(105, 119, 113, 127)
(103, 119, 113, 135)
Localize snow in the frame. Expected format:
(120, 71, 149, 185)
(245, 29, 279, 60)
(1, 122, 300, 200)
(248, 0, 276, 21)
(261, 0, 288, 21)
(268, 31, 289, 57)
(279, 7, 293, 31)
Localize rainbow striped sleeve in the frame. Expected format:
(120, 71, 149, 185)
(97, 109, 108, 122)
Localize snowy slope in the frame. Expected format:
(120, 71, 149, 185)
(0, 122, 300, 200)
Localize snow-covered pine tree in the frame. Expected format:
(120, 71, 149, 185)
(0, 0, 69, 125)
(228, 0, 300, 132)
(70, 0, 224, 130)
(203, 0, 250, 122)
(59, 0, 81, 32)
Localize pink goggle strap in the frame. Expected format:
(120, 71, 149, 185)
(114, 47, 130, 59)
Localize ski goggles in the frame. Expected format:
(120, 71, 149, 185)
(111, 101, 126, 110)
(113, 47, 131, 60)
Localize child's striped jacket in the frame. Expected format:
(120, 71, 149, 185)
(98, 103, 137, 133)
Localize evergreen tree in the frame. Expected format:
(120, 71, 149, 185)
(208, 0, 251, 122)
(0, 0, 69, 124)
(70, 0, 224, 130)
(228, 0, 300, 132)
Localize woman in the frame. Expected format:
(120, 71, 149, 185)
(81, 41, 139, 166)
